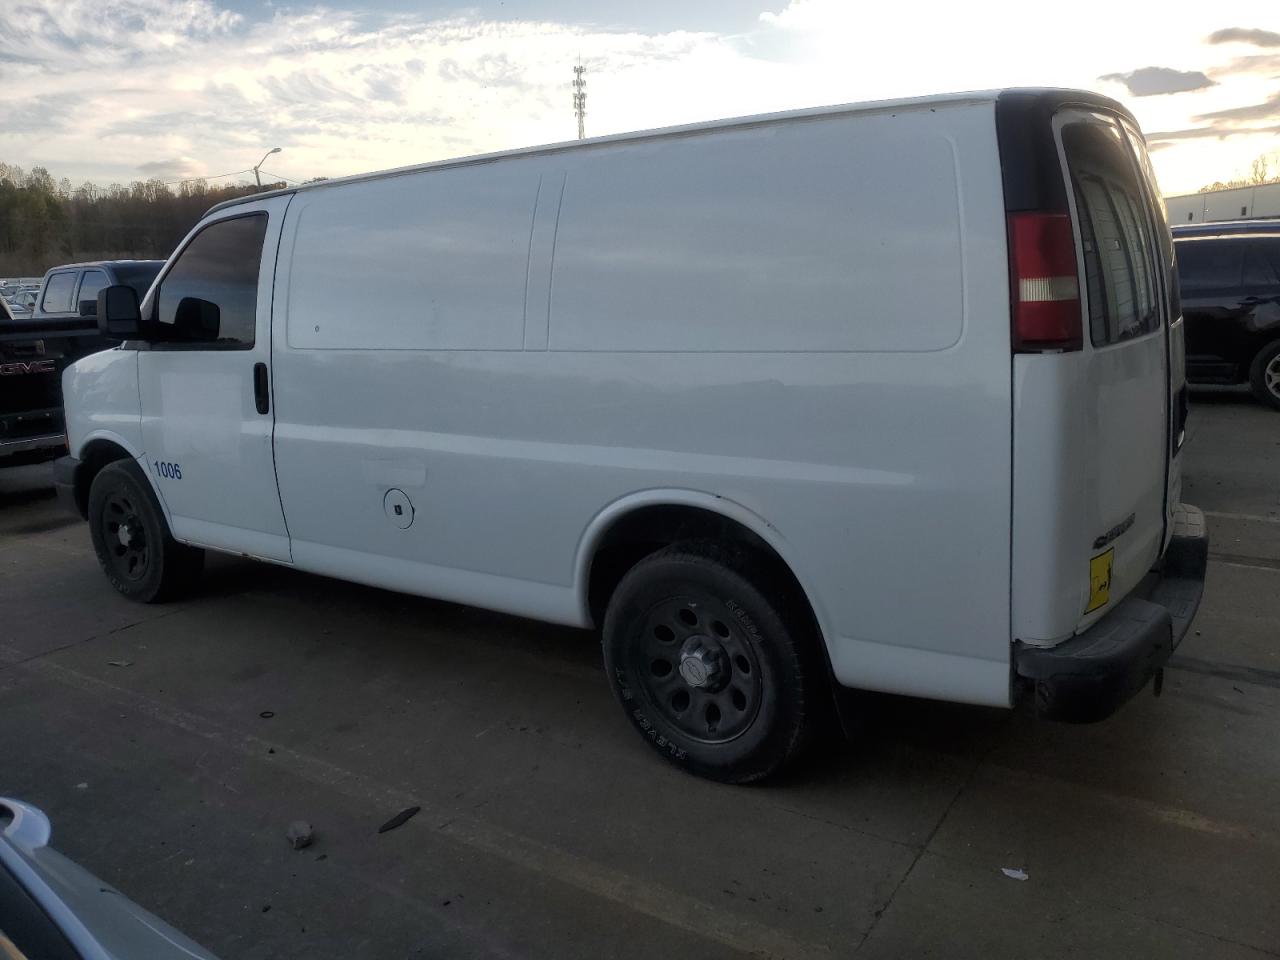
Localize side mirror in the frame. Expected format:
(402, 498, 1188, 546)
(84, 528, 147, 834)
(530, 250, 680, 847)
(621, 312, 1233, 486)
(78, 299, 97, 318)
(173, 297, 220, 341)
(97, 285, 141, 340)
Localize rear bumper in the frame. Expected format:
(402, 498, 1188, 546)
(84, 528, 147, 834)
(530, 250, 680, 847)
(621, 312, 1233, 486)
(0, 408, 65, 465)
(1014, 505, 1207, 723)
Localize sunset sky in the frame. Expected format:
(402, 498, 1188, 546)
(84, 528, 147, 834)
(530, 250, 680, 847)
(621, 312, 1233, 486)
(0, 0, 1277, 196)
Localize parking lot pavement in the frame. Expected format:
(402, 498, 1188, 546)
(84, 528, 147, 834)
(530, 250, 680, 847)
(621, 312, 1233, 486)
(1, 392, 1277, 960)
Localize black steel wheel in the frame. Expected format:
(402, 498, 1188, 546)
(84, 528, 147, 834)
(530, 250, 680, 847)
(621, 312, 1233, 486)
(631, 595, 764, 745)
(87, 460, 203, 603)
(602, 540, 821, 783)
(98, 489, 150, 583)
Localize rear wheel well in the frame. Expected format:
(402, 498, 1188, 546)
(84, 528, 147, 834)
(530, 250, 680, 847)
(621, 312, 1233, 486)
(587, 504, 846, 740)
(74, 440, 133, 518)
(586, 505, 821, 641)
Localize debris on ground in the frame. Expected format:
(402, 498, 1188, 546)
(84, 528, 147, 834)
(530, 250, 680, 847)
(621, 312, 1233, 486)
(107, 660, 133, 667)
(1001, 867, 1029, 881)
(259, 711, 275, 719)
(377, 806, 421, 834)
(74, 782, 88, 790)
(286, 821, 314, 850)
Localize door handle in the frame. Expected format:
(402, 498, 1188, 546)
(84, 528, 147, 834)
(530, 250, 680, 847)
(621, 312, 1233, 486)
(253, 362, 270, 415)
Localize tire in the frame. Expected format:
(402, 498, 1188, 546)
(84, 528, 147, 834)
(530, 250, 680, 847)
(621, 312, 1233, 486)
(1248, 339, 1280, 411)
(602, 540, 821, 783)
(87, 460, 203, 603)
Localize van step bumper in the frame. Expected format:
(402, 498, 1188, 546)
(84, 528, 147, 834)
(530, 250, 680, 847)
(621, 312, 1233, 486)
(1015, 505, 1207, 723)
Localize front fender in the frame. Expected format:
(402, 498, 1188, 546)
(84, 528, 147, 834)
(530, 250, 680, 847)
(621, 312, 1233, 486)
(62, 348, 141, 455)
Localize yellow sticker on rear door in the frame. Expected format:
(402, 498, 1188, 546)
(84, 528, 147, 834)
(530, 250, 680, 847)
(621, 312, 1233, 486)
(1086, 548, 1114, 613)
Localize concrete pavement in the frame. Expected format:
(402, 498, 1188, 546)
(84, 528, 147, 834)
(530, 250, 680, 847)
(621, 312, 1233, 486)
(1, 389, 1277, 959)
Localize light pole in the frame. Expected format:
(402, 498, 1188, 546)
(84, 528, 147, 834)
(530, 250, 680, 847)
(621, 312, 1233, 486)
(253, 147, 281, 189)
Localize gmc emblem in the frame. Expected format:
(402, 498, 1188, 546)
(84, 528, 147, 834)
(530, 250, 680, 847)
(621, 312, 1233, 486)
(0, 360, 57, 376)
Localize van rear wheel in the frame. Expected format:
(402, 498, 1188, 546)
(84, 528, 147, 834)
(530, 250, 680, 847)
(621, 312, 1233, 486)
(1248, 339, 1280, 411)
(602, 541, 818, 783)
(87, 460, 203, 603)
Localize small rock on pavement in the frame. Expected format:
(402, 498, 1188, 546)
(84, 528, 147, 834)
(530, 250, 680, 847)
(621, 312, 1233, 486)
(286, 821, 314, 850)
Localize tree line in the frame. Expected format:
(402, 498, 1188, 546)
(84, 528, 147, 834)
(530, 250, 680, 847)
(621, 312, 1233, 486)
(1198, 152, 1280, 194)
(0, 162, 287, 277)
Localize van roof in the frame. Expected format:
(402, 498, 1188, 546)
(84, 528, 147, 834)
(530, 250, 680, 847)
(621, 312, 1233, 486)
(206, 86, 1131, 217)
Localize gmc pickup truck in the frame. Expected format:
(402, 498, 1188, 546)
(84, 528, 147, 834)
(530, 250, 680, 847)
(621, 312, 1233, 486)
(1, 261, 162, 467)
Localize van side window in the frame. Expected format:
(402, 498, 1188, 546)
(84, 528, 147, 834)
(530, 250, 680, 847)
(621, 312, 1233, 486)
(157, 214, 268, 348)
(1175, 240, 1244, 293)
(41, 272, 77, 313)
(1062, 123, 1161, 347)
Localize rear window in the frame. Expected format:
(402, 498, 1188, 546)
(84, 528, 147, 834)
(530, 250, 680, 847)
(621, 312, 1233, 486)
(113, 263, 163, 300)
(1175, 239, 1245, 292)
(77, 269, 109, 309)
(40, 272, 77, 313)
(1062, 122, 1161, 347)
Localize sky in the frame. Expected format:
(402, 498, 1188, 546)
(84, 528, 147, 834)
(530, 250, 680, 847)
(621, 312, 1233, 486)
(0, 0, 1277, 196)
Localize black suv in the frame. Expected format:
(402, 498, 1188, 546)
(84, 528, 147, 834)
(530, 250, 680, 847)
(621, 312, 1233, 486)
(1173, 220, 1280, 410)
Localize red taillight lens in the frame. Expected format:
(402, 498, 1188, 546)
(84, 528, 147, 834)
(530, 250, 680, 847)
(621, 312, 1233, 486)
(1009, 212, 1082, 352)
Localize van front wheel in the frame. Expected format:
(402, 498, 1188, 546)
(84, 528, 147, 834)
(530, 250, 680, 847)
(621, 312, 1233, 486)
(1248, 339, 1280, 411)
(602, 542, 817, 783)
(87, 460, 203, 603)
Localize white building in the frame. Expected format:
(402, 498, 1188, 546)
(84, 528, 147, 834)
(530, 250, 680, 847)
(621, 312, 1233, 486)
(1165, 181, 1280, 224)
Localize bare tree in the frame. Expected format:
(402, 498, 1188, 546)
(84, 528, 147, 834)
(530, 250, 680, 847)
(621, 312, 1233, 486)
(1199, 152, 1280, 192)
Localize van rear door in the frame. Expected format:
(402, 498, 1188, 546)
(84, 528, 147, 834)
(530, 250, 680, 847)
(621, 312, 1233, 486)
(1059, 113, 1170, 628)
(1007, 99, 1174, 643)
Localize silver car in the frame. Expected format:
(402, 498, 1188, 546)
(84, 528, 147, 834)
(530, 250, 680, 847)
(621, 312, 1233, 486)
(1, 798, 219, 959)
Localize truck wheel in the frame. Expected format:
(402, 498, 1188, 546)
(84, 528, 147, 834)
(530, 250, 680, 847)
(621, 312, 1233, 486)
(602, 541, 819, 783)
(87, 460, 203, 603)
(1249, 339, 1280, 411)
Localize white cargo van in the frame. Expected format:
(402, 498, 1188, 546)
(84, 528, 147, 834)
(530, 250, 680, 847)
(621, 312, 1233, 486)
(56, 89, 1207, 782)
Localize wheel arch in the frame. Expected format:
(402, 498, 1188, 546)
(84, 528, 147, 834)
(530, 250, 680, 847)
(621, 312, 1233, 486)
(71, 433, 144, 520)
(575, 491, 833, 650)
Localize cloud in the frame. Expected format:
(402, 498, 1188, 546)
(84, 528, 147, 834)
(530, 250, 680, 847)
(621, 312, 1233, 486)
(1207, 27, 1280, 47)
(1098, 66, 1216, 96)
(136, 158, 204, 180)
(1194, 92, 1280, 122)
(1208, 52, 1280, 77)
(1145, 122, 1280, 144)
(0, 0, 240, 65)
(438, 53, 531, 91)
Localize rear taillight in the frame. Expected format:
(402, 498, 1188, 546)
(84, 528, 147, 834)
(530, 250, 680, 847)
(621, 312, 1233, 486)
(1009, 212, 1082, 352)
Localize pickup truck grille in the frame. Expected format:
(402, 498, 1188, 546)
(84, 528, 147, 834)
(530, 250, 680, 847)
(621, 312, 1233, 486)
(0, 354, 64, 416)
